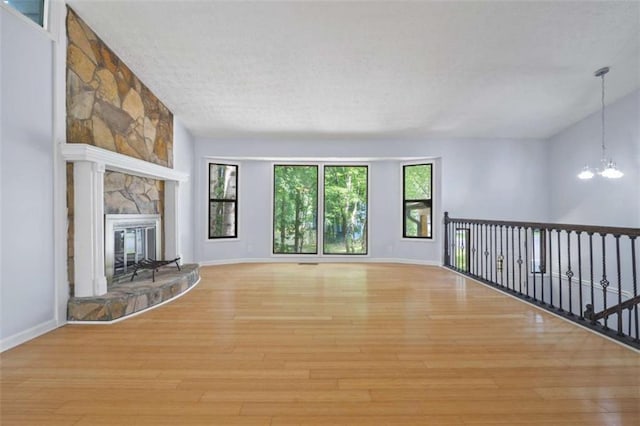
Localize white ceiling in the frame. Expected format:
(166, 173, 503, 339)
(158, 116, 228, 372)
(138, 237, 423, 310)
(68, 0, 640, 140)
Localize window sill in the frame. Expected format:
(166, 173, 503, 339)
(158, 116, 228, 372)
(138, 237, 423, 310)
(205, 238, 240, 243)
(401, 237, 438, 243)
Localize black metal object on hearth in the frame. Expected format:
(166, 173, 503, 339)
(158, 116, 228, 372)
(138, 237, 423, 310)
(130, 258, 181, 282)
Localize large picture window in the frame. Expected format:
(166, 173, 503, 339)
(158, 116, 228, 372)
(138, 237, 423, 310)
(273, 165, 318, 254)
(208, 163, 237, 239)
(323, 166, 368, 255)
(403, 163, 432, 239)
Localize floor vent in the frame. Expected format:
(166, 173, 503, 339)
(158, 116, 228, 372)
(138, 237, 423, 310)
(298, 262, 319, 265)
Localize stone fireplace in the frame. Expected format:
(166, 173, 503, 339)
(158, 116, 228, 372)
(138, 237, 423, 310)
(62, 8, 198, 322)
(62, 143, 187, 298)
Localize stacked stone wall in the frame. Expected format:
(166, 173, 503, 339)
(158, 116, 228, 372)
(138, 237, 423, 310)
(66, 7, 173, 166)
(66, 8, 172, 295)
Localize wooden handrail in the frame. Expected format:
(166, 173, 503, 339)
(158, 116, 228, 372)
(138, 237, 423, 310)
(584, 295, 640, 322)
(444, 212, 640, 237)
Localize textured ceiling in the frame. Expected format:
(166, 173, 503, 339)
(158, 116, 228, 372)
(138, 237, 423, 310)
(68, 0, 640, 140)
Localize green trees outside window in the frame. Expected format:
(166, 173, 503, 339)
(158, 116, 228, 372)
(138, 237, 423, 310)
(273, 165, 318, 254)
(323, 166, 368, 255)
(272, 164, 368, 255)
(208, 163, 237, 238)
(403, 164, 432, 238)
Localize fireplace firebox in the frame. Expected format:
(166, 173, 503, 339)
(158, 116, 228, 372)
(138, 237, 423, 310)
(105, 214, 161, 282)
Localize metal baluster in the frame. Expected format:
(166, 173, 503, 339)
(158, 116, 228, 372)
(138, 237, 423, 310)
(495, 225, 499, 285)
(489, 225, 496, 284)
(549, 229, 554, 308)
(589, 233, 595, 325)
(505, 227, 510, 290)
(445, 219, 450, 268)
(492, 225, 496, 283)
(601, 233, 609, 330)
(484, 224, 489, 281)
(540, 228, 547, 305)
(632, 237, 638, 341)
(525, 227, 529, 299)
(499, 226, 504, 287)
(557, 230, 563, 312)
(517, 227, 523, 294)
(577, 232, 583, 320)
(475, 223, 478, 276)
(480, 224, 487, 278)
(566, 231, 574, 316)
(615, 235, 622, 336)
(484, 224, 489, 280)
(453, 222, 458, 270)
(511, 226, 516, 292)
(532, 228, 537, 301)
(478, 222, 482, 277)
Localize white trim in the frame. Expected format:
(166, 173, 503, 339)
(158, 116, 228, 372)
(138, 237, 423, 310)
(51, 0, 69, 326)
(61, 143, 188, 182)
(446, 268, 640, 354)
(375, 258, 442, 267)
(1, 319, 58, 352)
(67, 276, 201, 325)
(198, 258, 440, 267)
(401, 237, 439, 243)
(73, 161, 107, 296)
(204, 237, 243, 244)
(164, 181, 180, 261)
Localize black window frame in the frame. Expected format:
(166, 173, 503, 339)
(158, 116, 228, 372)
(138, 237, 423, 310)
(402, 163, 433, 239)
(322, 165, 369, 256)
(208, 163, 238, 239)
(272, 164, 320, 255)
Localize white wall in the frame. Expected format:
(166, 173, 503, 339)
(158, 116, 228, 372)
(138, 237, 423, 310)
(193, 137, 548, 264)
(548, 89, 640, 227)
(1, 7, 57, 349)
(173, 117, 195, 263)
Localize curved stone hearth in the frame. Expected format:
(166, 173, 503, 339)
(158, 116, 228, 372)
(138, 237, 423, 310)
(67, 264, 199, 322)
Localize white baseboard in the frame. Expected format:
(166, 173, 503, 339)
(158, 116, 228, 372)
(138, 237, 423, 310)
(372, 258, 442, 267)
(199, 257, 441, 267)
(1, 319, 59, 352)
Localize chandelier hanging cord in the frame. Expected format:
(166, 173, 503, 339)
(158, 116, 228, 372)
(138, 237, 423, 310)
(599, 67, 607, 161)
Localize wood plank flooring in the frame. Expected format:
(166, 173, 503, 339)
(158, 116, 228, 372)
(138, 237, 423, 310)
(1, 263, 639, 425)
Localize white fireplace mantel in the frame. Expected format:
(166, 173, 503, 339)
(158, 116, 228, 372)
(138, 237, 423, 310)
(61, 143, 189, 297)
(61, 143, 188, 182)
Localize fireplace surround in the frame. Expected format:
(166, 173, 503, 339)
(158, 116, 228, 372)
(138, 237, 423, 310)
(62, 143, 187, 298)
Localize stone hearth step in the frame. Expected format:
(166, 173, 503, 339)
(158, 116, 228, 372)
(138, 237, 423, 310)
(67, 264, 199, 322)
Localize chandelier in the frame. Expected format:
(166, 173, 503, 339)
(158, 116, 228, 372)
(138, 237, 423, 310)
(577, 67, 623, 180)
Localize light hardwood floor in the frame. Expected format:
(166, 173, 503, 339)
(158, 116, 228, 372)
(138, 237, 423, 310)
(1, 263, 639, 425)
